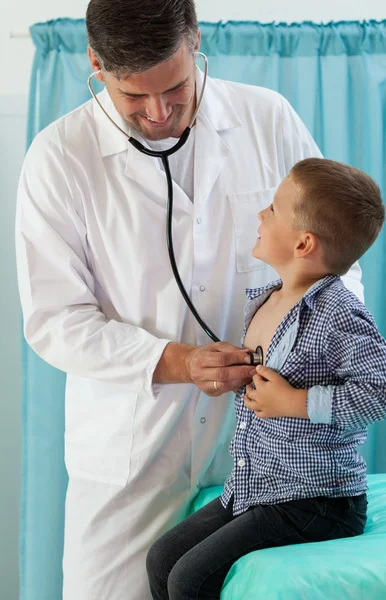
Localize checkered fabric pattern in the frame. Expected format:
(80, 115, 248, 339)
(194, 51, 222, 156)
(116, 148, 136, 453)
(221, 275, 386, 516)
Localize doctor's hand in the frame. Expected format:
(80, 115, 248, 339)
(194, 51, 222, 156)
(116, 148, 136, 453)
(244, 365, 309, 419)
(185, 342, 257, 397)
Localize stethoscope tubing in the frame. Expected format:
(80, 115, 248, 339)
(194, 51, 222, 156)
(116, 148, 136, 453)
(87, 55, 263, 365)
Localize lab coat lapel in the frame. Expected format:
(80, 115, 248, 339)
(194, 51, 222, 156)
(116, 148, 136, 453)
(124, 142, 166, 198)
(193, 111, 230, 215)
(193, 71, 241, 215)
(93, 87, 193, 214)
(124, 144, 194, 215)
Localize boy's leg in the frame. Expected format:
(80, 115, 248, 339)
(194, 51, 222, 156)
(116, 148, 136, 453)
(146, 497, 235, 600)
(167, 496, 367, 600)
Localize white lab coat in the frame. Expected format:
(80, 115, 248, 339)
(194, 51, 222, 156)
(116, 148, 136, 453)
(16, 69, 363, 599)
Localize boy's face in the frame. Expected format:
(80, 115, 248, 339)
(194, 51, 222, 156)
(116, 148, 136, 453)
(252, 176, 301, 267)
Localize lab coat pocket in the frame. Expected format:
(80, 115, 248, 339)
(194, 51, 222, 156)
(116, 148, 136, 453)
(228, 188, 276, 273)
(64, 376, 138, 487)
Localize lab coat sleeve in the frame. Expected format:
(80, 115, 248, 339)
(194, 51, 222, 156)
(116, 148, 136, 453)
(307, 303, 386, 428)
(279, 95, 323, 170)
(15, 129, 170, 398)
(340, 262, 364, 302)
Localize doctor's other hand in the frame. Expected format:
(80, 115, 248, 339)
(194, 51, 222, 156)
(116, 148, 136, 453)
(244, 365, 309, 419)
(185, 342, 257, 397)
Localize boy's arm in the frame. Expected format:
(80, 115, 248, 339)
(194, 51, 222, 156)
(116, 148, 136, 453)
(307, 304, 386, 428)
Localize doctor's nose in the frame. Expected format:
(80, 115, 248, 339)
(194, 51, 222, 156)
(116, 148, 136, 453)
(146, 96, 172, 123)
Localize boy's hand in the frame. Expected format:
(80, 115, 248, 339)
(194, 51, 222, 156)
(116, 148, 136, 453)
(244, 365, 309, 419)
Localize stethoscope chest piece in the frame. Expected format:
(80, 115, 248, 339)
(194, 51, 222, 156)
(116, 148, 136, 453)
(248, 345, 264, 366)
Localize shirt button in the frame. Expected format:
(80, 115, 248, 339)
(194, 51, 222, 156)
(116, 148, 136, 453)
(200, 417, 206, 424)
(239, 422, 247, 430)
(200, 285, 206, 292)
(237, 459, 246, 468)
(196, 218, 202, 225)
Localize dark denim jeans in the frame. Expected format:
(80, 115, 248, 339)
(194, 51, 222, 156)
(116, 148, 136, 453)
(146, 493, 367, 600)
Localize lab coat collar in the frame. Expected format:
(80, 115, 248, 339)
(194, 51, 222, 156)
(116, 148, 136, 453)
(196, 66, 241, 132)
(93, 88, 132, 158)
(93, 68, 242, 215)
(93, 68, 242, 159)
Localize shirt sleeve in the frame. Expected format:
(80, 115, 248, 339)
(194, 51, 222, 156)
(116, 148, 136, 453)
(15, 128, 170, 399)
(307, 265, 365, 422)
(307, 303, 386, 428)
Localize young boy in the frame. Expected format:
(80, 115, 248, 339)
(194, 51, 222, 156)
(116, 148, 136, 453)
(146, 158, 386, 600)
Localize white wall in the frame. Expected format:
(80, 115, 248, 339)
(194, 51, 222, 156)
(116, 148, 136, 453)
(1, 1, 385, 599)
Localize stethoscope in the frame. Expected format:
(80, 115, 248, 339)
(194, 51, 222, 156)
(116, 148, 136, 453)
(88, 53, 263, 367)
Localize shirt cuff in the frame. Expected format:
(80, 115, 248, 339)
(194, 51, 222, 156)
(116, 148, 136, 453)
(307, 385, 335, 424)
(145, 339, 171, 401)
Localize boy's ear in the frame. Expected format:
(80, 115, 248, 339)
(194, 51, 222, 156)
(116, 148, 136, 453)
(294, 232, 318, 258)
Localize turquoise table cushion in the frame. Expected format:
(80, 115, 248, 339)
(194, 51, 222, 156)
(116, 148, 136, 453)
(190, 474, 386, 599)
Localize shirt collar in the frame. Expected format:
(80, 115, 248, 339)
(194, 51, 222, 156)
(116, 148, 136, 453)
(302, 275, 340, 309)
(245, 275, 340, 309)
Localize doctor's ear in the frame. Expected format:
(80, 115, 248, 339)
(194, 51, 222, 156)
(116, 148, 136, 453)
(294, 232, 318, 259)
(194, 30, 201, 53)
(88, 47, 105, 82)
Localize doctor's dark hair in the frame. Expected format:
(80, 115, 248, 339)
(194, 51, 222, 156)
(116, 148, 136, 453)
(289, 158, 385, 276)
(86, 0, 199, 76)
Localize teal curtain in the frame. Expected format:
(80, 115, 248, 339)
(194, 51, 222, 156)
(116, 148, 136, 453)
(21, 18, 386, 600)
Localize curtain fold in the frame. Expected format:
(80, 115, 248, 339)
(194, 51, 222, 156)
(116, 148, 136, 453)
(21, 18, 386, 600)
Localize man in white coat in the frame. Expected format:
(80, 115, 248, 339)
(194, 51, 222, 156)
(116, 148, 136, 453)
(15, 1, 364, 598)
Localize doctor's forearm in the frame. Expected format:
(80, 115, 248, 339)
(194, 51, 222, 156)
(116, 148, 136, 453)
(23, 307, 170, 396)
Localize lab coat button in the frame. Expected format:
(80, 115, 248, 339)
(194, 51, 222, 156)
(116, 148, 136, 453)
(200, 417, 206, 424)
(196, 218, 202, 225)
(200, 285, 206, 292)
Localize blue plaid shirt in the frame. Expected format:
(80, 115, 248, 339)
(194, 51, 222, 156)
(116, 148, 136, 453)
(221, 275, 386, 516)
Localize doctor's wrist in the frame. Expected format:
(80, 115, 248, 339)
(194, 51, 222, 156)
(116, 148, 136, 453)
(153, 342, 197, 385)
